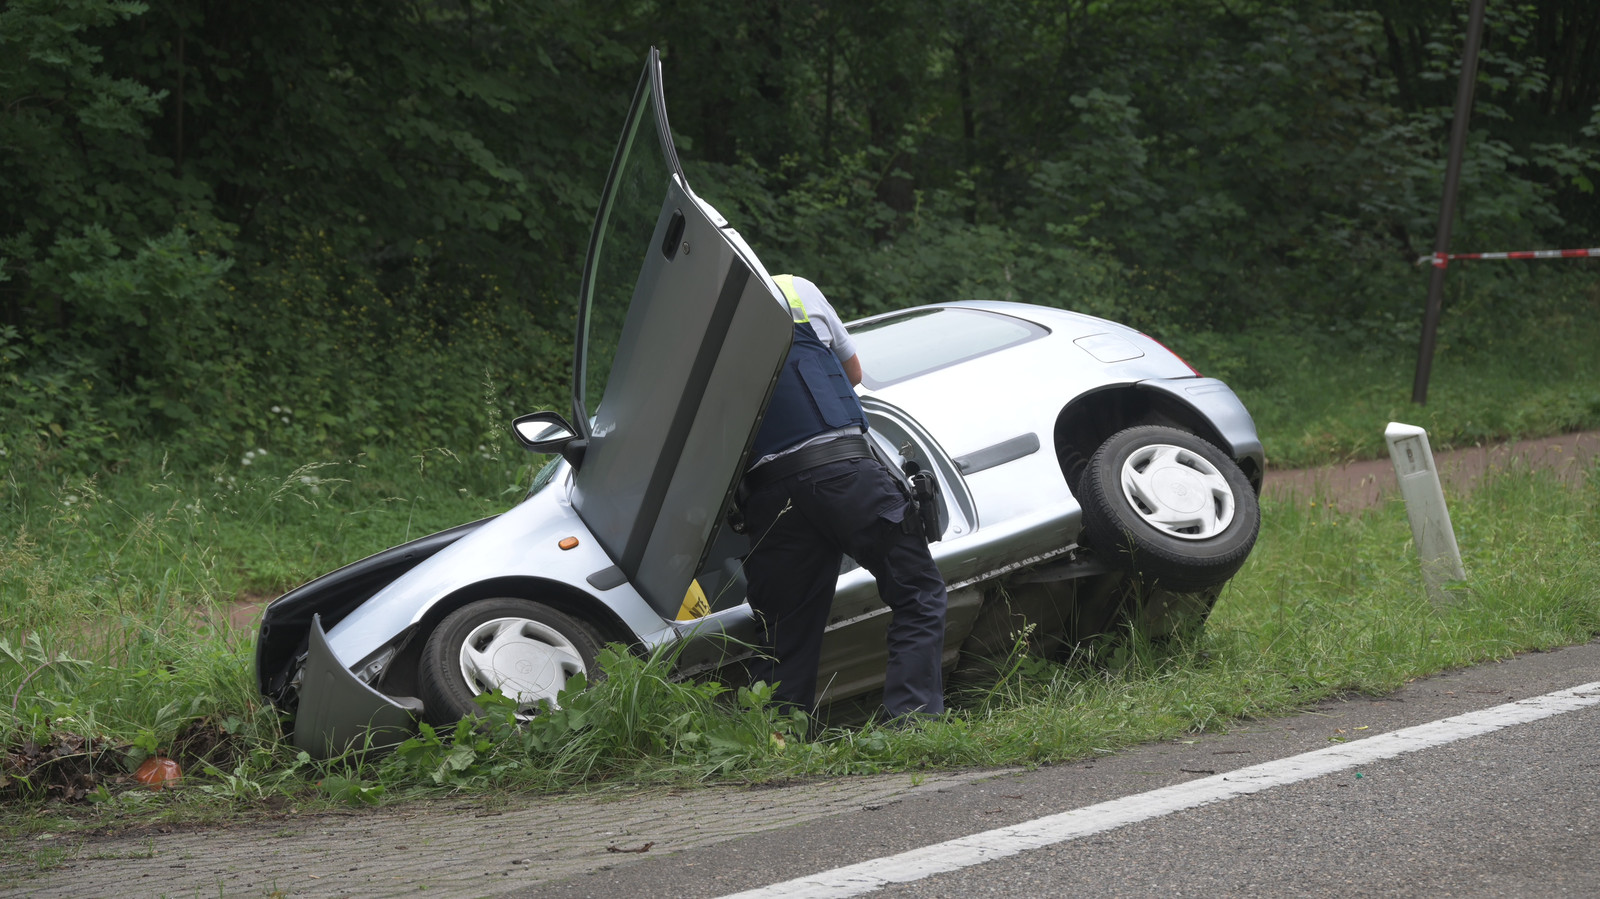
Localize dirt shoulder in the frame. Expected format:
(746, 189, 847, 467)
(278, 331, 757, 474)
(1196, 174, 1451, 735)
(1262, 428, 1599, 512)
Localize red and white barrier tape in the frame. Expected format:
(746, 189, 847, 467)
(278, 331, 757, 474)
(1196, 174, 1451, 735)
(1417, 247, 1600, 268)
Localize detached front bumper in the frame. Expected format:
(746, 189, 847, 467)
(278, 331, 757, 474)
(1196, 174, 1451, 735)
(292, 614, 419, 758)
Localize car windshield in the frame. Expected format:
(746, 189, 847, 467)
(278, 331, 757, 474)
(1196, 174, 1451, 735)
(576, 91, 674, 419)
(850, 307, 1047, 388)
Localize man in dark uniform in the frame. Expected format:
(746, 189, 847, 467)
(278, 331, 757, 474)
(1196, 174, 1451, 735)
(739, 274, 948, 721)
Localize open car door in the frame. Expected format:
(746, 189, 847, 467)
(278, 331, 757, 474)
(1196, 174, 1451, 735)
(569, 49, 793, 618)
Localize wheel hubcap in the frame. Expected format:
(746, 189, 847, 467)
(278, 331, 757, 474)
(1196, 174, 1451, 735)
(1118, 443, 1235, 540)
(458, 617, 586, 715)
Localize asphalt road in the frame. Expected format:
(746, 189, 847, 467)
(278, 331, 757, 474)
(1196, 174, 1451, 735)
(526, 639, 1600, 899)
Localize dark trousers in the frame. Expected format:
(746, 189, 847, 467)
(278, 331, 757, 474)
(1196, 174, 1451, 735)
(741, 456, 947, 718)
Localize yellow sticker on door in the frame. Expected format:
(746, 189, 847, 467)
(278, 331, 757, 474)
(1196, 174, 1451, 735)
(677, 579, 710, 620)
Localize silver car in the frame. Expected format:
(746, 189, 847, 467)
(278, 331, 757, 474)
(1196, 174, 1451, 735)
(256, 50, 1264, 757)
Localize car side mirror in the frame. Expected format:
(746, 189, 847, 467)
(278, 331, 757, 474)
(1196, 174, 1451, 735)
(511, 411, 587, 469)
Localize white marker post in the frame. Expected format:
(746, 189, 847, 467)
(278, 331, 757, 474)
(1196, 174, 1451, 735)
(1385, 422, 1466, 600)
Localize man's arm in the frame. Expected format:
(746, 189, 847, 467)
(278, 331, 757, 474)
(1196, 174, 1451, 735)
(841, 353, 862, 386)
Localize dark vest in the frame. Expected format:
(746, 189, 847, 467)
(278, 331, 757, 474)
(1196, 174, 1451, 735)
(749, 320, 868, 461)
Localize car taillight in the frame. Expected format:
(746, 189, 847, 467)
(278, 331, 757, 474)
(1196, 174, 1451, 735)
(1147, 335, 1199, 376)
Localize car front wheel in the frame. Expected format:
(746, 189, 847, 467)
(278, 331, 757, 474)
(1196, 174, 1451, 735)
(418, 598, 602, 726)
(1078, 425, 1259, 592)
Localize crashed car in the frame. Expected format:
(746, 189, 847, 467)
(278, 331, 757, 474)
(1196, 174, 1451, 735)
(256, 49, 1264, 757)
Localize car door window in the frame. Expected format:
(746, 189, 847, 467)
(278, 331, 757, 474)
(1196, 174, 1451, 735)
(577, 96, 673, 421)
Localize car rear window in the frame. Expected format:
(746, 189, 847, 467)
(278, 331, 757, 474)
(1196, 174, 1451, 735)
(849, 307, 1047, 388)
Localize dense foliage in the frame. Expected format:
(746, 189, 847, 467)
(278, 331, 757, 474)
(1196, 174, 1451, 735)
(3, 0, 1598, 472)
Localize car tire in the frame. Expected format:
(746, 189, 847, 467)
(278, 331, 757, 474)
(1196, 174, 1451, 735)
(418, 598, 603, 727)
(1078, 426, 1259, 592)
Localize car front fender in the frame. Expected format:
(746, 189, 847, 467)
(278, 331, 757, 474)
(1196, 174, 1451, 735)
(256, 516, 496, 703)
(318, 479, 677, 688)
(1136, 377, 1265, 483)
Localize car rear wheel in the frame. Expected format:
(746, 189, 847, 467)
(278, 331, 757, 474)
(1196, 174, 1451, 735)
(418, 598, 602, 726)
(1078, 425, 1259, 592)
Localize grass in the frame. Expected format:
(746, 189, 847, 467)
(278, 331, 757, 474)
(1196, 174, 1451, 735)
(2, 283, 1599, 835)
(4, 455, 1595, 838)
(1183, 267, 1600, 467)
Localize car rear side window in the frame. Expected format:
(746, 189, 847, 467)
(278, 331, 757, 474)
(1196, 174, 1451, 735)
(850, 307, 1047, 388)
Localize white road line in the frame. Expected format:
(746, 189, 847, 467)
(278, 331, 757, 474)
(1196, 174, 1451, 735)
(718, 681, 1600, 899)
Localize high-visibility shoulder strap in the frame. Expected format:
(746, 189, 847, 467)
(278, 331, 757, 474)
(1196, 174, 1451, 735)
(773, 274, 809, 324)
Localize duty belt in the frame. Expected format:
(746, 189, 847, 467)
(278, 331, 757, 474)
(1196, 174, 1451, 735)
(742, 434, 872, 493)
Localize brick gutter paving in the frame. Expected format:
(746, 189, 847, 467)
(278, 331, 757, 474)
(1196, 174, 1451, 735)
(0, 770, 999, 898)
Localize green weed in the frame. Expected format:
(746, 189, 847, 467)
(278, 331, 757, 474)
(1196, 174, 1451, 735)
(1, 349, 1597, 832)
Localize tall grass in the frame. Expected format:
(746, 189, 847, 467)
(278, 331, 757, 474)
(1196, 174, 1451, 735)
(2, 283, 1598, 824)
(1184, 268, 1600, 467)
(3, 452, 1594, 824)
(802, 461, 1600, 772)
(0, 445, 535, 816)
